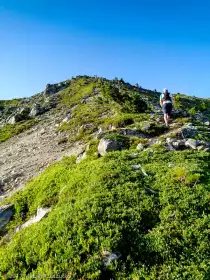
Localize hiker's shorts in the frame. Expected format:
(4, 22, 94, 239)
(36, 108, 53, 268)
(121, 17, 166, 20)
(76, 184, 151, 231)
(162, 102, 172, 115)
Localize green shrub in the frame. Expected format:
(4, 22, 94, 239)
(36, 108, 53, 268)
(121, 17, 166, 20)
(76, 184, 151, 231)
(0, 149, 209, 279)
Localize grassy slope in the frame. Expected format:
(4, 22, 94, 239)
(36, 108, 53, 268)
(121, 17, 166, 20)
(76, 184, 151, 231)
(0, 148, 209, 279)
(0, 76, 210, 279)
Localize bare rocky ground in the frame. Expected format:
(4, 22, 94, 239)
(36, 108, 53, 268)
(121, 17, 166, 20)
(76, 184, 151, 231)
(0, 112, 84, 202)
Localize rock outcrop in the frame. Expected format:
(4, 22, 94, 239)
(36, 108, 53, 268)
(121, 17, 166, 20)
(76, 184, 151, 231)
(98, 138, 124, 156)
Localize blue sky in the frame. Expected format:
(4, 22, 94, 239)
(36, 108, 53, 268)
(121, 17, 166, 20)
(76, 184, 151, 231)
(0, 0, 210, 99)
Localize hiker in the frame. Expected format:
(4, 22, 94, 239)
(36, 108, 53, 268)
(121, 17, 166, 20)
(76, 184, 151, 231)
(160, 88, 173, 126)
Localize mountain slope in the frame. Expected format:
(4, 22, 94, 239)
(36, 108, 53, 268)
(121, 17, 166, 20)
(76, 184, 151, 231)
(0, 76, 210, 279)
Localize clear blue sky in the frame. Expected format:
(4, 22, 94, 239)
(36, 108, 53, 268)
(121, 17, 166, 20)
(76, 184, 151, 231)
(1, 0, 210, 100)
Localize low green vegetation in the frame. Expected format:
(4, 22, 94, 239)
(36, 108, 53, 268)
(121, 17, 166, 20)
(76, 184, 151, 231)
(1, 76, 210, 279)
(0, 147, 209, 279)
(173, 93, 210, 116)
(0, 99, 21, 109)
(0, 119, 38, 143)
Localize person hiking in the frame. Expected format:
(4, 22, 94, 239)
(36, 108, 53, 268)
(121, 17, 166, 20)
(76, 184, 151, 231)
(160, 88, 173, 127)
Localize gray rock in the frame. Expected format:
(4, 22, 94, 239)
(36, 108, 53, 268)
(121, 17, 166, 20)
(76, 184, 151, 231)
(7, 116, 16, 124)
(198, 140, 209, 147)
(0, 204, 14, 235)
(128, 153, 140, 158)
(29, 104, 44, 117)
(44, 84, 57, 95)
(136, 143, 144, 151)
(15, 207, 51, 233)
(76, 152, 86, 163)
(185, 138, 198, 149)
(119, 128, 146, 138)
(98, 138, 123, 156)
(181, 126, 198, 138)
(79, 123, 94, 131)
(197, 145, 205, 151)
(144, 187, 157, 194)
(166, 138, 186, 150)
(149, 139, 163, 145)
(7, 107, 30, 124)
(204, 121, 210, 126)
(141, 123, 151, 132)
(19, 107, 30, 117)
(130, 164, 140, 170)
(102, 250, 121, 267)
(131, 164, 148, 176)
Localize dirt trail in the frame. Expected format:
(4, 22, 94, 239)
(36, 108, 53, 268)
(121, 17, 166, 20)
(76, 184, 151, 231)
(0, 114, 83, 201)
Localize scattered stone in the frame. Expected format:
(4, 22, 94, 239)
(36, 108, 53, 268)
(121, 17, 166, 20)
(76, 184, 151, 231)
(102, 250, 121, 267)
(79, 123, 95, 132)
(141, 123, 151, 132)
(136, 143, 144, 151)
(197, 145, 205, 151)
(131, 164, 148, 176)
(128, 153, 140, 158)
(119, 128, 146, 138)
(98, 127, 106, 134)
(76, 151, 87, 163)
(185, 138, 198, 149)
(166, 138, 186, 150)
(40, 128, 45, 135)
(0, 204, 14, 235)
(144, 187, 157, 195)
(15, 207, 51, 233)
(7, 116, 16, 124)
(130, 164, 140, 170)
(149, 139, 163, 145)
(166, 138, 176, 144)
(98, 138, 124, 156)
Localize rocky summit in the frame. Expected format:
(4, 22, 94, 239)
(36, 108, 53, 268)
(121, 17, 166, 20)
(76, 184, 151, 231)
(0, 76, 210, 279)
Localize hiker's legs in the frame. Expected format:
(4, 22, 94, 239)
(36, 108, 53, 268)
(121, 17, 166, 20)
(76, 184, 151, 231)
(164, 114, 168, 126)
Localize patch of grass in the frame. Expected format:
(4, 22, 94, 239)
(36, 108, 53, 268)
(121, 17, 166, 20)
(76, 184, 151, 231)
(174, 117, 190, 124)
(0, 99, 21, 108)
(58, 79, 95, 108)
(0, 119, 38, 143)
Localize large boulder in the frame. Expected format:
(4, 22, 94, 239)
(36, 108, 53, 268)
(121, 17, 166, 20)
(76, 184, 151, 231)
(0, 204, 15, 235)
(7, 107, 31, 124)
(98, 138, 124, 156)
(7, 115, 16, 124)
(180, 125, 198, 138)
(29, 103, 44, 117)
(166, 138, 186, 150)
